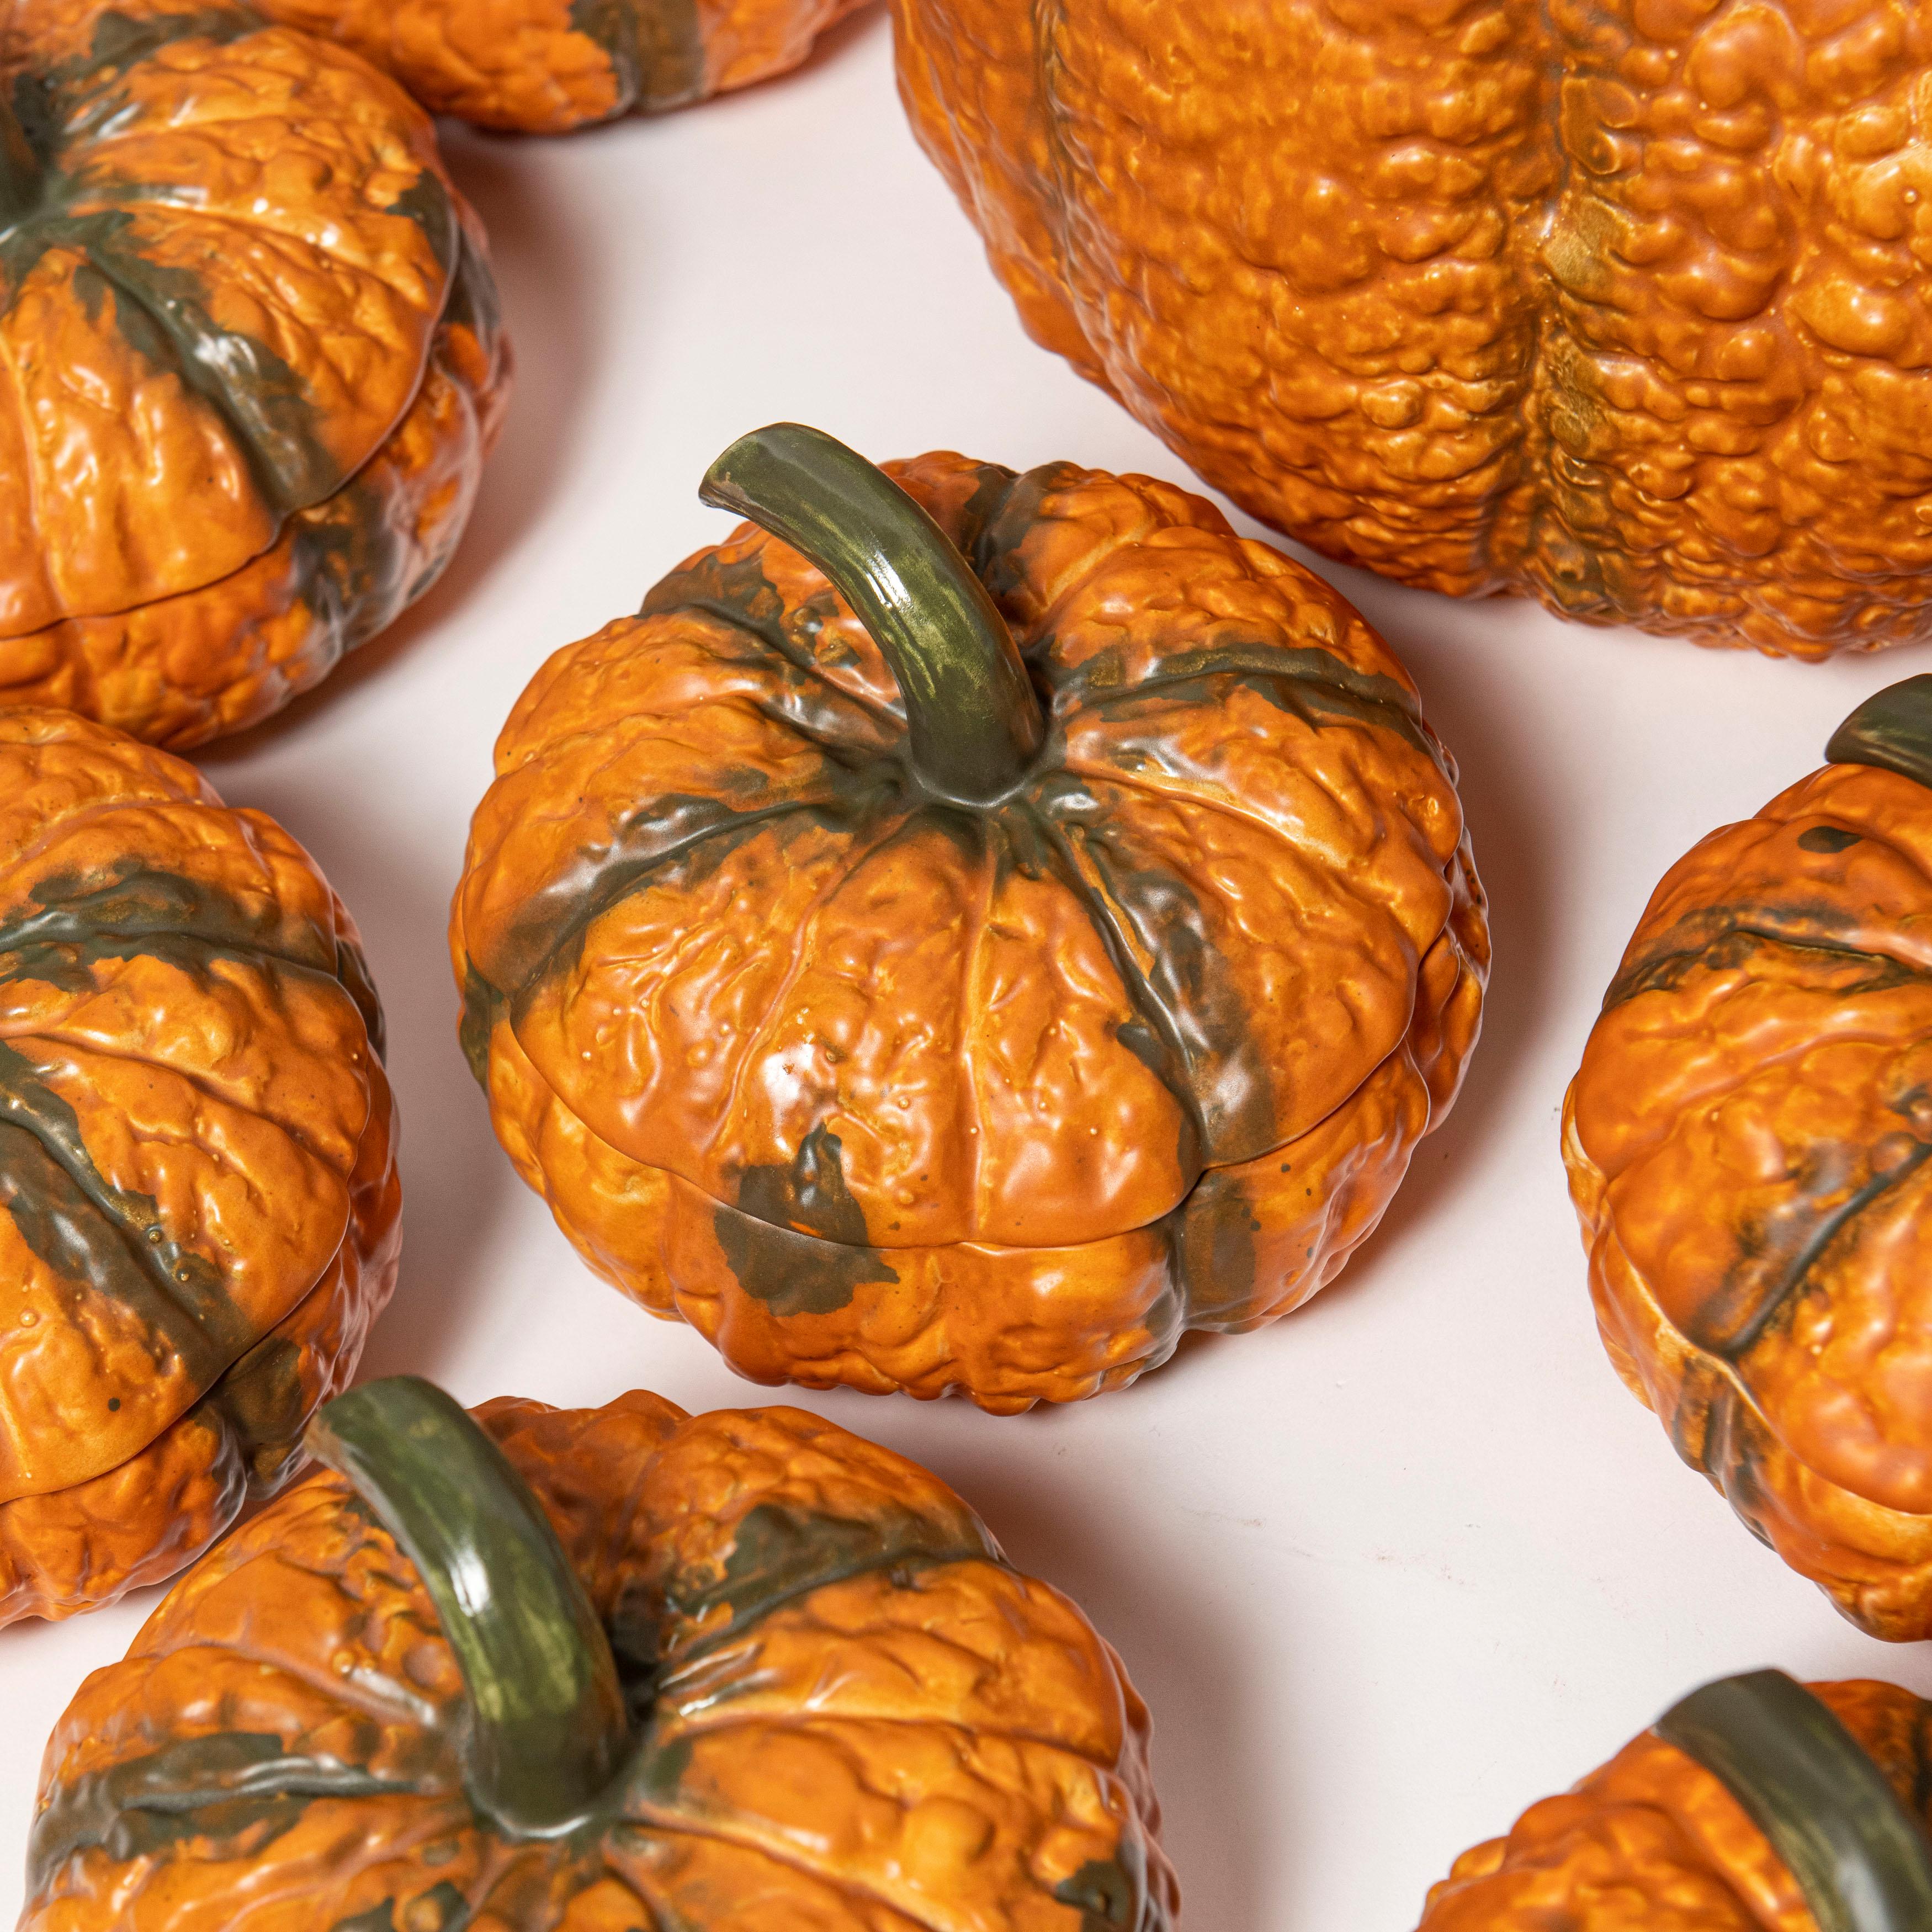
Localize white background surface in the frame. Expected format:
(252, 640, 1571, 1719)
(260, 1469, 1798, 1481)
(8, 9, 1932, 1925)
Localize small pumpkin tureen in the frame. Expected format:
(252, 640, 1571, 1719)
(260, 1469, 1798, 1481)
(454, 424, 1487, 1409)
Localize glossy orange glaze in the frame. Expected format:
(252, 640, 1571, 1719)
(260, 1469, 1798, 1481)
(1567, 757, 1932, 1638)
(22, 1387, 1177, 1932)
(0, 710, 398, 1625)
(0, 0, 508, 745)
(895, 0, 1932, 657)
(253, 0, 868, 131)
(454, 453, 1487, 1408)
(1418, 1680, 1932, 1931)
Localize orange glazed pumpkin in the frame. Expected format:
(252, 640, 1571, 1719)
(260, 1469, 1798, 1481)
(0, 709, 399, 1627)
(249, 0, 868, 131)
(22, 1376, 1179, 1932)
(894, 0, 1932, 659)
(1565, 675, 1932, 1642)
(1419, 1671, 1932, 1930)
(0, 0, 508, 747)
(453, 424, 1487, 1411)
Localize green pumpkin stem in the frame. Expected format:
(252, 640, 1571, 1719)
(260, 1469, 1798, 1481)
(0, 85, 42, 227)
(305, 1377, 629, 1837)
(1657, 1670, 1932, 1932)
(700, 423, 1045, 806)
(1824, 675, 1932, 790)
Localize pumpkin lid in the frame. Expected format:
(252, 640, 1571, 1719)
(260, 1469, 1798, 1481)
(455, 429, 1478, 1257)
(0, 1, 464, 638)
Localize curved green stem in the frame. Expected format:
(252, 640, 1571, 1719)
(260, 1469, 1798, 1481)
(1657, 1670, 1932, 1932)
(305, 1377, 628, 1837)
(700, 423, 1044, 806)
(1825, 676, 1932, 791)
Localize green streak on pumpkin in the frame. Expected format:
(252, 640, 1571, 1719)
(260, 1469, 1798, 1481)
(1169, 1165, 1263, 1332)
(701, 423, 1047, 808)
(1053, 1846, 1153, 1932)
(306, 1377, 631, 1838)
(570, 0, 706, 113)
(1657, 1671, 1932, 1932)
(204, 1331, 309, 1488)
(0, 1038, 251, 1388)
(0, 854, 386, 1052)
(1691, 1136, 1932, 1363)
(25, 1730, 426, 1892)
(629, 1495, 1003, 1722)
(0, 80, 43, 227)
(710, 1192, 898, 1317)
(1827, 676, 1932, 793)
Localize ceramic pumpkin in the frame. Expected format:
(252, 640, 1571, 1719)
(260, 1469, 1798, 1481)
(1419, 1670, 1932, 1931)
(452, 424, 1487, 1411)
(0, 0, 508, 749)
(894, 0, 1932, 660)
(1565, 675, 1932, 1641)
(22, 1374, 1178, 1932)
(250, 0, 867, 131)
(0, 709, 399, 1626)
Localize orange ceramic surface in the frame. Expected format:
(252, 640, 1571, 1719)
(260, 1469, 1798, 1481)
(453, 449, 1487, 1409)
(252, 0, 868, 131)
(1416, 1680, 1932, 1931)
(894, 0, 1932, 658)
(1564, 679, 1932, 1639)
(21, 1386, 1178, 1932)
(0, 709, 399, 1625)
(0, 0, 508, 746)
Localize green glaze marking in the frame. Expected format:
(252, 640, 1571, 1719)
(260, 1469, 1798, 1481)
(960, 461, 1055, 598)
(710, 1193, 898, 1317)
(1602, 919, 1918, 1015)
(1657, 1671, 1932, 1932)
(1042, 781, 1280, 1164)
(1056, 640, 1436, 767)
(700, 423, 1046, 807)
(0, 82, 42, 226)
(1797, 826, 1864, 855)
(204, 1333, 306, 1473)
(481, 792, 874, 1001)
(1169, 1166, 1262, 1331)
(458, 964, 499, 1089)
(1053, 1847, 1153, 1932)
(25, 1730, 424, 1892)
(736, 1124, 870, 1245)
(1, 859, 332, 979)
(0, 1038, 251, 1380)
(640, 550, 809, 668)
(570, 0, 705, 114)
(0, 857, 385, 1050)
(654, 1493, 1001, 1669)
(305, 1378, 630, 1838)
(1826, 677, 1932, 792)
(1691, 1137, 1932, 1362)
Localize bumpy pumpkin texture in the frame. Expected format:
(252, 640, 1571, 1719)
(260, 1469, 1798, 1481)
(1565, 676, 1932, 1642)
(1418, 1675, 1932, 1931)
(0, 0, 509, 747)
(249, 0, 868, 131)
(894, 0, 1932, 658)
(20, 1378, 1178, 1932)
(451, 428, 1487, 1411)
(0, 708, 399, 1626)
